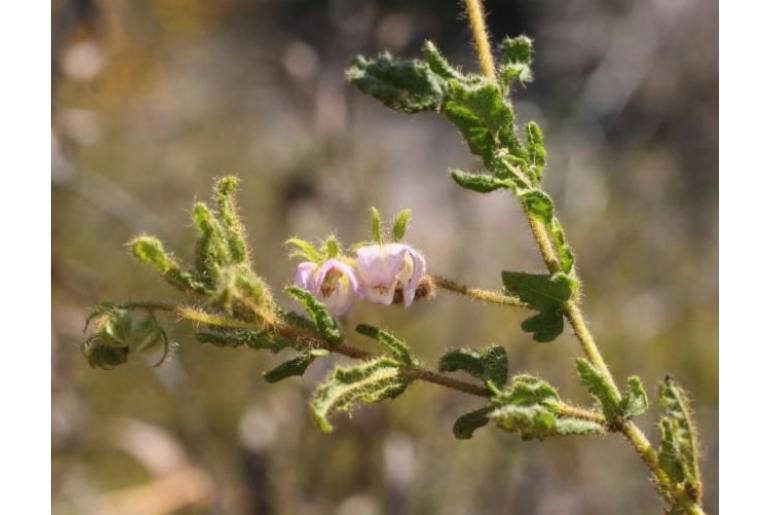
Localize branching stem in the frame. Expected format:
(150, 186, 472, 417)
(462, 1, 705, 512)
(117, 301, 601, 426)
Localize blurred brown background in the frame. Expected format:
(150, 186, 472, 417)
(51, 1, 718, 513)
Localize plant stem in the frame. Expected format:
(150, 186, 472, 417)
(117, 300, 602, 426)
(462, 0, 704, 512)
(464, 0, 496, 79)
(433, 275, 530, 308)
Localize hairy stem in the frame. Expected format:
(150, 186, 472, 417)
(462, 0, 703, 512)
(434, 275, 530, 308)
(464, 0, 496, 79)
(117, 301, 601, 424)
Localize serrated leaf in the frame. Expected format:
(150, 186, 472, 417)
(356, 324, 414, 365)
(191, 202, 229, 287)
(346, 53, 446, 113)
(525, 121, 546, 179)
(659, 418, 686, 483)
(486, 375, 604, 440)
(658, 377, 702, 501)
(263, 352, 316, 383)
(518, 189, 554, 223)
(438, 345, 508, 387)
(501, 35, 533, 67)
(499, 36, 534, 91)
(453, 406, 494, 439)
(450, 169, 510, 193)
(442, 79, 517, 168)
(501, 271, 575, 312)
(620, 376, 648, 418)
(548, 218, 575, 273)
(391, 208, 411, 242)
(496, 374, 560, 407)
(490, 404, 556, 440)
(311, 358, 410, 432)
(576, 358, 622, 422)
(285, 286, 343, 345)
(214, 176, 248, 264)
(422, 41, 465, 81)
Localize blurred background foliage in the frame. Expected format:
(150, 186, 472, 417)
(52, 0, 717, 513)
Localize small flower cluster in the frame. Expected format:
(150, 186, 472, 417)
(288, 208, 432, 316)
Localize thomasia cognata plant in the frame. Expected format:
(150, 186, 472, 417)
(81, 1, 706, 512)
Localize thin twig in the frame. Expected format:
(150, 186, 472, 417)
(433, 275, 530, 308)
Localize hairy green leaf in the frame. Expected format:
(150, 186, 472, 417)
(521, 310, 564, 343)
(518, 189, 554, 223)
(453, 406, 494, 439)
(192, 202, 229, 287)
(346, 53, 446, 113)
(214, 176, 249, 264)
(82, 307, 171, 369)
(323, 234, 341, 258)
(286, 237, 323, 263)
(450, 169, 510, 193)
(311, 358, 410, 432)
(490, 404, 556, 440)
(356, 324, 414, 365)
(422, 40, 465, 81)
(552, 417, 606, 436)
(285, 286, 343, 345)
(525, 121, 546, 180)
(442, 80, 516, 168)
(370, 206, 383, 244)
(659, 418, 686, 483)
(263, 352, 316, 383)
(658, 377, 702, 501)
(620, 376, 649, 419)
(488, 375, 604, 440)
(499, 36, 534, 89)
(576, 358, 623, 422)
(439, 345, 508, 387)
(392, 208, 412, 241)
(501, 271, 574, 312)
(548, 218, 575, 274)
(196, 329, 289, 353)
(130, 236, 207, 294)
(497, 374, 559, 406)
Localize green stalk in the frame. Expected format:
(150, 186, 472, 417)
(462, 1, 705, 512)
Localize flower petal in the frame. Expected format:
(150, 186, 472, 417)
(315, 259, 362, 315)
(294, 261, 318, 291)
(402, 248, 427, 307)
(356, 244, 408, 305)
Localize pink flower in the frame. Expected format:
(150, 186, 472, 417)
(294, 259, 363, 316)
(355, 243, 426, 307)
